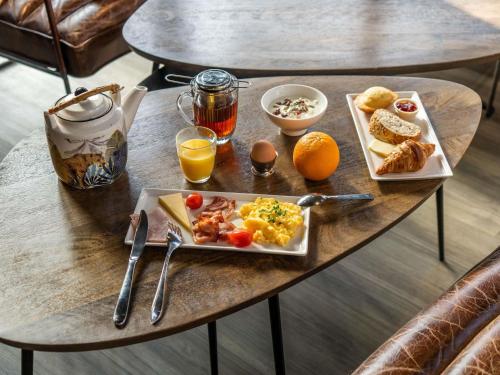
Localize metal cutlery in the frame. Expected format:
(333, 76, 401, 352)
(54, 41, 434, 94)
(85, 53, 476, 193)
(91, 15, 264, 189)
(151, 220, 183, 325)
(113, 210, 148, 328)
(297, 193, 374, 207)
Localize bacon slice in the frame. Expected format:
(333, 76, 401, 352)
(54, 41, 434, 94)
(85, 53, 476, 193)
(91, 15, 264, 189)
(218, 221, 236, 242)
(204, 196, 236, 220)
(192, 215, 219, 243)
(191, 197, 237, 244)
(204, 196, 229, 211)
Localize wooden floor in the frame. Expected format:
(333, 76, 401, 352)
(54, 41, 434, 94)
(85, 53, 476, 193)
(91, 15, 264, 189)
(0, 55, 499, 374)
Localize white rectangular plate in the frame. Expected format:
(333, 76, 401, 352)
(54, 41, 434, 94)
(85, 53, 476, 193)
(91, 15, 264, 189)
(125, 189, 310, 257)
(346, 91, 453, 181)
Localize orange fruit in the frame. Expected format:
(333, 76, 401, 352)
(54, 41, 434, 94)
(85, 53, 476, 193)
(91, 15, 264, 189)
(293, 132, 340, 181)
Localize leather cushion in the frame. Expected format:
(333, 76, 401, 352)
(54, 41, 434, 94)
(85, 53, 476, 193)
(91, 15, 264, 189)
(442, 316, 500, 375)
(352, 248, 500, 375)
(0, 0, 144, 76)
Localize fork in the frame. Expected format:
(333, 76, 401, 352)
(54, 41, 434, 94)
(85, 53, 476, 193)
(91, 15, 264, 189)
(151, 220, 183, 324)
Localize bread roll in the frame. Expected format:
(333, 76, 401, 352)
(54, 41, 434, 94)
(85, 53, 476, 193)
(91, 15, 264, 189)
(355, 86, 398, 113)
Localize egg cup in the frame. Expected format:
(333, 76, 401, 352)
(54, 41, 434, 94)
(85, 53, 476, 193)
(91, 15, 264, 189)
(251, 151, 278, 177)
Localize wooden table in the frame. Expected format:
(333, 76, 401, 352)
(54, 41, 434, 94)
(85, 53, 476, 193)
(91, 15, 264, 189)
(123, 0, 500, 77)
(0, 77, 480, 374)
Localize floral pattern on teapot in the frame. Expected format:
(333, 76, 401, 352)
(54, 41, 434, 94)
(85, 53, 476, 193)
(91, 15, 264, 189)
(47, 130, 128, 189)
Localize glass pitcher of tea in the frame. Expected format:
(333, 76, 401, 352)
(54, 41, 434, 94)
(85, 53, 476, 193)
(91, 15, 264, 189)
(167, 69, 249, 144)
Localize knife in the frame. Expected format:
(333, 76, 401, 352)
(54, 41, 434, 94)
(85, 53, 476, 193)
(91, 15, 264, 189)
(113, 210, 148, 327)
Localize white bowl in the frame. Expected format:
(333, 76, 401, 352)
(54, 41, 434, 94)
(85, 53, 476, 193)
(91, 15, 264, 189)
(261, 84, 328, 136)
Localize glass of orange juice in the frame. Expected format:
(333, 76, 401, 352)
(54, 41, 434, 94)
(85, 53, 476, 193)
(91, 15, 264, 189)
(176, 126, 217, 183)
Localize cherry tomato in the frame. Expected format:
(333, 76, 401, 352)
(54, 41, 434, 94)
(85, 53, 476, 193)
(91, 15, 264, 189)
(228, 229, 253, 248)
(186, 193, 203, 209)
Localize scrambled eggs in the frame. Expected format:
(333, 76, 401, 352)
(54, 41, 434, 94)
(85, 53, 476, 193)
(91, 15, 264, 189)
(239, 198, 303, 246)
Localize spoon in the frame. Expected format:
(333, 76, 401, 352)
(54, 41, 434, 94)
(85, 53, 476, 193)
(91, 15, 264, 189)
(297, 193, 374, 207)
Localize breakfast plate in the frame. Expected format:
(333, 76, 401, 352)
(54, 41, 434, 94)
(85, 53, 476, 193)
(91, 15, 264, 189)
(346, 91, 453, 181)
(125, 189, 311, 256)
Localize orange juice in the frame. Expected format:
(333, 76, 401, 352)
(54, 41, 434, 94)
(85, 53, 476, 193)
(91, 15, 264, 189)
(178, 139, 215, 183)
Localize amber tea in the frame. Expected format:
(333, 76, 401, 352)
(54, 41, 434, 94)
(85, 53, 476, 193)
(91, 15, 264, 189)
(193, 99, 238, 141)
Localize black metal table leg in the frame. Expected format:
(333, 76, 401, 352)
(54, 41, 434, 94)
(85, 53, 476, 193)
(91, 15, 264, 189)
(21, 349, 33, 375)
(436, 185, 445, 262)
(486, 59, 499, 118)
(268, 295, 285, 375)
(208, 321, 218, 375)
(152, 62, 160, 73)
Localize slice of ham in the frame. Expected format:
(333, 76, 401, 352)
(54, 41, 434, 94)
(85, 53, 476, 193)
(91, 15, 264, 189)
(130, 207, 171, 243)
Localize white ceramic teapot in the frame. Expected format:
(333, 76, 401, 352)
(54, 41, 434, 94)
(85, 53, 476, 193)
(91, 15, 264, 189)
(44, 84, 147, 189)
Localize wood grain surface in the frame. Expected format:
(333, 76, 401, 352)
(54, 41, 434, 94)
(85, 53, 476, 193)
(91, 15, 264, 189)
(0, 76, 481, 352)
(123, 0, 500, 76)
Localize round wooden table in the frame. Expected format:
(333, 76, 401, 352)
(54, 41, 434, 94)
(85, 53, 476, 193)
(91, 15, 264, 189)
(123, 0, 500, 76)
(0, 77, 480, 373)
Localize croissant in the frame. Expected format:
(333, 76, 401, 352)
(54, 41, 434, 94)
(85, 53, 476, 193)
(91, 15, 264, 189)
(376, 140, 435, 175)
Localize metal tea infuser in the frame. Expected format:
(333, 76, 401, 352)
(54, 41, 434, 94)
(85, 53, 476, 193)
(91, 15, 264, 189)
(166, 69, 250, 144)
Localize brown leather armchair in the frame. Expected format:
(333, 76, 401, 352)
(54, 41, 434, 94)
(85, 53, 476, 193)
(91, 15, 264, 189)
(0, 0, 144, 92)
(352, 248, 500, 375)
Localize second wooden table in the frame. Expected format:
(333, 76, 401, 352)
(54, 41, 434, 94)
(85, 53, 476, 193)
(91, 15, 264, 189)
(123, 0, 500, 76)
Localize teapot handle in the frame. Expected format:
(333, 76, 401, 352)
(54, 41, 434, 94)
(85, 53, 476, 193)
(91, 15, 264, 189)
(48, 84, 122, 115)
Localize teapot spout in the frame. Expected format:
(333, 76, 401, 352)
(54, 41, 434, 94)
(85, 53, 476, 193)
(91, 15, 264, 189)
(122, 85, 148, 132)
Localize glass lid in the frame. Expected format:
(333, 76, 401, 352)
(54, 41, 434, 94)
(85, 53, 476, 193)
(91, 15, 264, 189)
(56, 87, 113, 122)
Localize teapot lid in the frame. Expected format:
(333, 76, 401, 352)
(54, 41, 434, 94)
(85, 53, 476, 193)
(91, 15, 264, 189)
(56, 87, 113, 122)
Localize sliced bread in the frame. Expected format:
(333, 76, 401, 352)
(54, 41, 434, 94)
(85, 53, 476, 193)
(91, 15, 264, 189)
(369, 109, 421, 144)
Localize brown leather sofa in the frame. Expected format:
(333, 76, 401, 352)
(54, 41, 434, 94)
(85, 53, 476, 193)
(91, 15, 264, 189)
(353, 248, 500, 375)
(0, 0, 144, 88)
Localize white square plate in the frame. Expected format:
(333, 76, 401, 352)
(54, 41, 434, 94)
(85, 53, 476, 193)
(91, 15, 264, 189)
(125, 189, 311, 256)
(346, 91, 453, 181)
